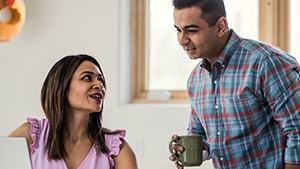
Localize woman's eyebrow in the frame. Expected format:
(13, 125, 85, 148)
(80, 71, 93, 75)
(80, 71, 102, 76)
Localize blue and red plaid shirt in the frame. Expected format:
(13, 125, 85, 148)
(187, 29, 300, 168)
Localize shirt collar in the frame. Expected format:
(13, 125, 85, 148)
(200, 29, 241, 70)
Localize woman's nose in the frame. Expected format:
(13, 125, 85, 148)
(93, 82, 104, 90)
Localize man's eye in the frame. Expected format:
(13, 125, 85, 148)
(188, 29, 198, 33)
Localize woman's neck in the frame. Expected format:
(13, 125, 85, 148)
(63, 113, 90, 143)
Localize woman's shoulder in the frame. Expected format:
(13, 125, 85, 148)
(9, 118, 49, 150)
(104, 129, 126, 143)
(9, 121, 33, 150)
(104, 129, 126, 154)
(110, 132, 139, 169)
(27, 117, 49, 137)
(9, 121, 31, 138)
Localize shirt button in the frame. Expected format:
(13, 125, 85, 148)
(222, 65, 225, 68)
(214, 80, 217, 84)
(217, 131, 221, 135)
(220, 157, 224, 161)
(215, 105, 219, 109)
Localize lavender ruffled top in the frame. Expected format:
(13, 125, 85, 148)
(27, 117, 125, 169)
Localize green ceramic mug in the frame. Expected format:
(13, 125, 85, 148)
(169, 135, 203, 166)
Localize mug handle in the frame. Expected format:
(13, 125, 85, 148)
(169, 138, 180, 161)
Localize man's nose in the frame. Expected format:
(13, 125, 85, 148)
(178, 32, 189, 46)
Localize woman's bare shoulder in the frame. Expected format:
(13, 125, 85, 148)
(9, 122, 33, 145)
(114, 138, 139, 169)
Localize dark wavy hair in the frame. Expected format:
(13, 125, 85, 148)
(172, 0, 226, 27)
(41, 54, 112, 160)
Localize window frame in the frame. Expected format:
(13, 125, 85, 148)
(130, 0, 290, 103)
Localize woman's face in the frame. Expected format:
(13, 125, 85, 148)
(67, 60, 106, 115)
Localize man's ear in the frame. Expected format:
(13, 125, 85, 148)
(216, 16, 227, 36)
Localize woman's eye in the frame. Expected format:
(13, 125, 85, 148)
(83, 76, 91, 81)
(98, 77, 104, 83)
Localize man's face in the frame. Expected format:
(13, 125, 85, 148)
(173, 6, 220, 63)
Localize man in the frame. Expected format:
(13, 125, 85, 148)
(169, 0, 300, 168)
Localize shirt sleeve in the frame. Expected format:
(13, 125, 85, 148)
(105, 130, 126, 166)
(27, 117, 40, 154)
(187, 106, 213, 160)
(261, 55, 300, 164)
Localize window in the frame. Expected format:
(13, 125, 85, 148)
(289, 0, 300, 60)
(148, 1, 199, 91)
(131, 0, 290, 103)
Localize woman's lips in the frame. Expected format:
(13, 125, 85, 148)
(90, 92, 103, 102)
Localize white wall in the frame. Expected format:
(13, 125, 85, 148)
(0, 0, 213, 168)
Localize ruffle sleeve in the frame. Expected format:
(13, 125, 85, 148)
(105, 130, 126, 166)
(27, 117, 40, 154)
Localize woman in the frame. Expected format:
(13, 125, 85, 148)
(9, 54, 138, 169)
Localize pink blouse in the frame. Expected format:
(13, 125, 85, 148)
(27, 117, 125, 169)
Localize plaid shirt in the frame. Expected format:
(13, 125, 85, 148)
(187, 29, 300, 169)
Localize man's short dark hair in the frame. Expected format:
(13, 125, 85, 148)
(172, 0, 226, 27)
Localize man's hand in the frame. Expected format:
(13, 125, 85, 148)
(169, 134, 209, 168)
(169, 135, 185, 169)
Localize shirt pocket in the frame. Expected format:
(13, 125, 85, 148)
(223, 89, 267, 132)
(225, 88, 259, 102)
